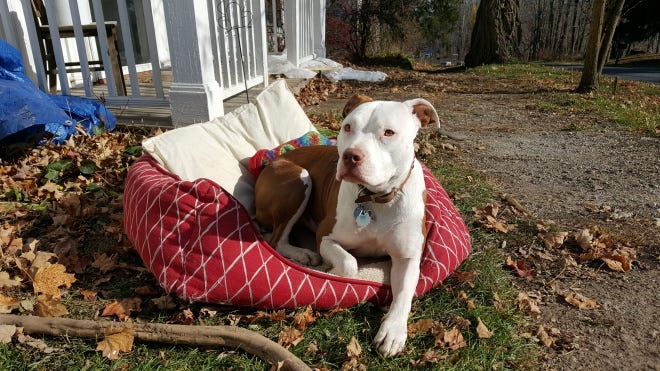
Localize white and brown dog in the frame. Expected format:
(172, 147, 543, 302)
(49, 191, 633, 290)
(254, 94, 439, 356)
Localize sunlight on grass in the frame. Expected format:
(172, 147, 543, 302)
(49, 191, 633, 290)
(470, 63, 659, 136)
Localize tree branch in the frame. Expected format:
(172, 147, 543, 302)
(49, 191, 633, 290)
(0, 314, 310, 371)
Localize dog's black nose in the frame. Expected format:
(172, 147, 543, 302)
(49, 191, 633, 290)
(342, 149, 364, 166)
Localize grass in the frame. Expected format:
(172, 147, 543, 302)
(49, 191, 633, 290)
(0, 155, 536, 370)
(470, 63, 660, 135)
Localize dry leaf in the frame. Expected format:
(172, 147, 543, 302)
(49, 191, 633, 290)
(36, 294, 69, 317)
(575, 229, 593, 250)
(517, 292, 541, 317)
(346, 336, 362, 358)
(454, 270, 476, 287)
(32, 264, 76, 296)
(443, 327, 467, 350)
(97, 327, 134, 360)
(101, 301, 129, 321)
(92, 253, 118, 273)
(293, 306, 316, 330)
(0, 271, 23, 289)
(536, 325, 555, 347)
(0, 325, 16, 343)
(473, 204, 515, 233)
(458, 290, 476, 310)
(305, 340, 319, 356)
(270, 309, 288, 322)
(505, 256, 533, 280)
(171, 309, 194, 325)
(278, 327, 303, 348)
(476, 317, 493, 339)
(80, 289, 98, 302)
(492, 292, 504, 310)
(543, 231, 569, 249)
(16, 330, 62, 353)
(28, 251, 57, 274)
(150, 295, 177, 311)
(0, 293, 20, 314)
(410, 349, 448, 366)
(564, 292, 599, 309)
(408, 318, 438, 337)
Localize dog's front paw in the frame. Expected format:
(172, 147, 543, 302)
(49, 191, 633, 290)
(374, 316, 408, 357)
(277, 244, 322, 266)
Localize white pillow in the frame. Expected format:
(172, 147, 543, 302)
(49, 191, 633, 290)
(141, 79, 316, 216)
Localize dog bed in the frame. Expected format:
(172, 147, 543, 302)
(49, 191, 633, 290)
(123, 79, 471, 309)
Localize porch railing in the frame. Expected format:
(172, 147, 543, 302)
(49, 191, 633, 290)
(0, 0, 324, 126)
(284, 0, 325, 66)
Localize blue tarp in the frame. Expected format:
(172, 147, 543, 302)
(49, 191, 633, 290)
(0, 39, 116, 145)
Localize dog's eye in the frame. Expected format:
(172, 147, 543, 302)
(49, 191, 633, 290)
(384, 129, 395, 137)
(343, 124, 351, 132)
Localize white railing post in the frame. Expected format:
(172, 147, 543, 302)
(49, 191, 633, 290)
(284, 0, 300, 67)
(252, 0, 269, 87)
(163, 0, 224, 126)
(313, 0, 325, 58)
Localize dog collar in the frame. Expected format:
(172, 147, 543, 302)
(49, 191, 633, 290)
(354, 159, 415, 204)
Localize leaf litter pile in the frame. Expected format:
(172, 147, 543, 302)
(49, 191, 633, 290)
(0, 128, 151, 357)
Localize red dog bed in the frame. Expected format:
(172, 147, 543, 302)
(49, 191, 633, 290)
(123, 154, 471, 309)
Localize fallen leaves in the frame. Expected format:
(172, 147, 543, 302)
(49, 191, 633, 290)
(96, 327, 135, 360)
(574, 227, 636, 272)
(35, 294, 69, 317)
(516, 292, 541, 318)
(278, 327, 303, 348)
(563, 291, 599, 309)
(32, 264, 76, 296)
(476, 317, 493, 339)
(505, 256, 533, 280)
(341, 336, 365, 371)
(473, 204, 516, 233)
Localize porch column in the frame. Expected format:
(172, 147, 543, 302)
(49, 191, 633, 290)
(313, 0, 325, 59)
(284, 0, 300, 67)
(163, 0, 224, 126)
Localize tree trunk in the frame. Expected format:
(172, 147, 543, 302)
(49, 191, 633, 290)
(465, 0, 523, 67)
(597, 0, 626, 74)
(577, 0, 606, 93)
(568, 0, 580, 56)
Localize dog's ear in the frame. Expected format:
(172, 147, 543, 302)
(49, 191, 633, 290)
(404, 98, 440, 129)
(342, 94, 373, 118)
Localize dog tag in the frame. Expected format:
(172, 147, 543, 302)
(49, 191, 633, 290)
(353, 204, 374, 227)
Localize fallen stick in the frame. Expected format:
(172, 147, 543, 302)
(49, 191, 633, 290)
(500, 193, 533, 216)
(0, 314, 310, 371)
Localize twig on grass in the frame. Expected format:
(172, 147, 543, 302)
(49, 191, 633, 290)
(0, 314, 310, 371)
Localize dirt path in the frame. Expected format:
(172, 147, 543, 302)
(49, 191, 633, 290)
(304, 70, 659, 370)
(443, 94, 659, 371)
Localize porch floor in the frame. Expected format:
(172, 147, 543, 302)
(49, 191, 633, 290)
(70, 71, 308, 128)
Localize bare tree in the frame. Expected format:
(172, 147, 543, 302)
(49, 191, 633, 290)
(465, 0, 523, 67)
(577, 0, 628, 92)
(597, 0, 626, 73)
(577, 0, 606, 93)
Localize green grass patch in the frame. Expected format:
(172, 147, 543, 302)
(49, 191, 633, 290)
(469, 63, 578, 86)
(469, 63, 659, 136)
(0, 158, 535, 369)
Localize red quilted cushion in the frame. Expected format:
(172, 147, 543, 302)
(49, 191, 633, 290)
(123, 155, 471, 309)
